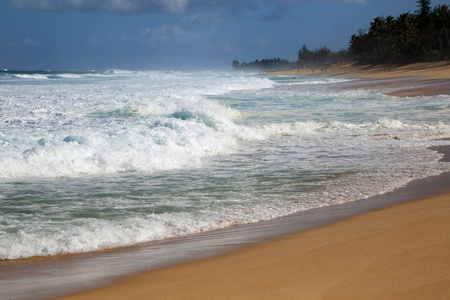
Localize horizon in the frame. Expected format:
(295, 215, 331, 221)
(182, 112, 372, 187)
(1, 0, 447, 71)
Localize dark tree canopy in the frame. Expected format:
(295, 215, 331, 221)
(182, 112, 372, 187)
(297, 45, 342, 67)
(232, 57, 293, 71)
(349, 2, 450, 64)
(416, 0, 432, 18)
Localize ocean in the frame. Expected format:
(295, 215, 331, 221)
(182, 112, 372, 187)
(1, 69, 449, 260)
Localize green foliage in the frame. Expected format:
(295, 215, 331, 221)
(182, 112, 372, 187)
(349, 2, 450, 64)
(297, 45, 352, 67)
(232, 57, 293, 70)
(232, 47, 352, 71)
(416, 0, 432, 19)
(297, 44, 334, 67)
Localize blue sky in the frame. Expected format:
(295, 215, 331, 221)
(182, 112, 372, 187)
(1, 0, 449, 70)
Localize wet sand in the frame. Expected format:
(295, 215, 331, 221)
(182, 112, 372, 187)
(56, 191, 450, 300)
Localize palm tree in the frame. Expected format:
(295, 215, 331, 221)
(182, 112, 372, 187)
(432, 4, 450, 49)
(416, 0, 433, 57)
(395, 12, 420, 61)
(349, 1, 449, 63)
(385, 15, 397, 60)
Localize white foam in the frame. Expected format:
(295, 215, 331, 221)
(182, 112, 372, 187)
(1, 70, 450, 260)
(13, 74, 49, 79)
(0, 72, 271, 179)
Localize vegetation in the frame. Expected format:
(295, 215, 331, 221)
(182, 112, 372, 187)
(232, 48, 350, 70)
(349, 1, 450, 64)
(232, 1, 450, 70)
(297, 45, 351, 67)
(231, 58, 293, 71)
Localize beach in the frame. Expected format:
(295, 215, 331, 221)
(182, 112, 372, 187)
(54, 62, 450, 299)
(270, 60, 450, 97)
(1, 63, 449, 300)
(271, 60, 450, 79)
(57, 62, 450, 300)
(56, 190, 450, 300)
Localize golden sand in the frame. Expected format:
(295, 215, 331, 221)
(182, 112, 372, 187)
(270, 61, 450, 97)
(270, 60, 450, 79)
(56, 192, 450, 300)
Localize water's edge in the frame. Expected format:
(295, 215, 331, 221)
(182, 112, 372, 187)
(0, 145, 449, 300)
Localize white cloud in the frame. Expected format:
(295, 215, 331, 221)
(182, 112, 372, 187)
(7, 0, 365, 13)
(138, 13, 220, 49)
(139, 24, 201, 47)
(157, 0, 189, 14)
(7, 0, 54, 10)
(87, 35, 101, 46)
(6, 0, 189, 13)
(140, 26, 170, 46)
(22, 37, 36, 46)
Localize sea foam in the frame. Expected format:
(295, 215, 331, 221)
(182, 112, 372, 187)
(1, 70, 449, 260)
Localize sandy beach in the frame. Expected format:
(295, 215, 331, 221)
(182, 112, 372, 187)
(1, 62, 449, 300)
(270, 60, 450, 79)
(270, 60, 450, 97)
(52, 63, 450, 300)
(56, 191, 450, 300)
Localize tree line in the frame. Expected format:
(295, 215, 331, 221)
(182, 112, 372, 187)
(232, 47, 351, 70)
(349, 0, 450, 64)
(231, 57, 292, 70)
(232, 0, 450, 70)
(297, 45, 350, 67)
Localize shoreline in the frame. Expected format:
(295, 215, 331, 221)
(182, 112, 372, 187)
(269, 61, 450, 97)
(1, 63, 449, 299)
(0, 146, 449, 300)
(56, 158, 450, 299)
(52, 63, 450, 299)
(57, 191, 450, 300)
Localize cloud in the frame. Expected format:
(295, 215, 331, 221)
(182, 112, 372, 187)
(160, 0, 189, 14)
(87, 35, 101, 46)
(140, 25, 171, 45)
(249, 38, 272, 49)
(22, 37, 34, 44)
(139, 13, 220, 48)
(6, 0, 190, 13)
(7, 0, 365, 14)
(7, 0, 54, 11)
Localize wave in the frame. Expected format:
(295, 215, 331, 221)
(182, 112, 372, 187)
(0, 69, 143, 80)
(270, 75, 352, 86)
(1, 115, 447, 179)
(1, 70, 450, 261)
(0, 69, 99, 80)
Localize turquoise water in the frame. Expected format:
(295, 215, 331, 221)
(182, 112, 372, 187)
(1, 70, 449, 259)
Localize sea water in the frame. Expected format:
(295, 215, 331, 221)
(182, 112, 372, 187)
(1, 70, 449, 260)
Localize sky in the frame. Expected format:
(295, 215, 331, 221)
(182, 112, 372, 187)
(1, 0, 449, 71)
